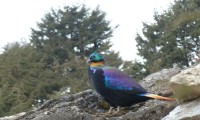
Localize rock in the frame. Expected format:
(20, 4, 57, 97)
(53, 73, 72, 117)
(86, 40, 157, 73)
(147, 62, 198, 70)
(143, 68, 180, 82)
(0, 112, 26, 120)
(162, 98, 200, 120)
(170, 64, 200, 101)
(16, 89, 177, 120)
(163, 64, 200, 119)
(140, 68, 180, 96)
(16, 89, 100, 120)
(109, 100, 176, 120)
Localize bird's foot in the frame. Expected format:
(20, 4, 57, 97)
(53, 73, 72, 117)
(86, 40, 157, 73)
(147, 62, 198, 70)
(114, 106, 121, 114)
(102, 106, 122, 117)
(108, 107, 114, 114)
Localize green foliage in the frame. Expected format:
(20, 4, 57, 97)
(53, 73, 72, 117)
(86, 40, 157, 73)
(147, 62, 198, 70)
(31, 5, 114, 65)
(122, 61, 147, 81)
(0, 42, 63, 116)
(30, 4, 122, 93)
(104, 51, 123, 68)
(136, 0, 200, 73)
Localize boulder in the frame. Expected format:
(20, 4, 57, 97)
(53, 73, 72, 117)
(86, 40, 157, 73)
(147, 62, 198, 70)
(140, 68, 180, 96)
(170, 64, 200, 101)
(162, 98, 200, 120)
(0, 112, 26, 120)
(16, 89, 176, 120)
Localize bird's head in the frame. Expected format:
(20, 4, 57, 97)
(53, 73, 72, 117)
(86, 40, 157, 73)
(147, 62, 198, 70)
(87, 52, 105, 66)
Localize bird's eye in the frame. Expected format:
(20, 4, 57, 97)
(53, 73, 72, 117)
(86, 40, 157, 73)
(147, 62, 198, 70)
(90, 56, 95, 60)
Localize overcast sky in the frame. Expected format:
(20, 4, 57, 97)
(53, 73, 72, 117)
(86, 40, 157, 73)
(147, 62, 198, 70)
(0, 0, 174, 60)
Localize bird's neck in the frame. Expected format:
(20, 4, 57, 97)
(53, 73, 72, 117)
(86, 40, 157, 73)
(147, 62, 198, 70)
(90, 61, 105, 67)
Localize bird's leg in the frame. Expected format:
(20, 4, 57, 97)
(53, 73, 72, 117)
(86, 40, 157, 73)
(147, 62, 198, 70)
(113, 106, 121, 114)
(102, 106, 123, 117)
(108, 106, 121, 114)
(117, 106, 121, 112)
(108, 107, 114, 113)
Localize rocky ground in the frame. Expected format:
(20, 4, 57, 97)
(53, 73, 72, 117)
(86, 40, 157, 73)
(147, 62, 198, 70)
(1, 64, 200, 120)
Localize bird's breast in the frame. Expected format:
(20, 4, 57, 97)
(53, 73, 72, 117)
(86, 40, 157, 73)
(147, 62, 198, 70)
(88, 67, 108, 94)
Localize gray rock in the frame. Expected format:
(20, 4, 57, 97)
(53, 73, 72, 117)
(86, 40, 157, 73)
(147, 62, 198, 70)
(0, 112, 26, 120)
(17, 89, 100, 120)
(140, 68, 180, 96)
(16, 89, 177, 120)
(170, 64, 200, 101)
(162, 98, 200, 120)
(109, 100, 176, 120)
(143, 68, 180, 82)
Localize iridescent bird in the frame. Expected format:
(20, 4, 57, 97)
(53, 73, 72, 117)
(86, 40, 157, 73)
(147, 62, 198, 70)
(87, 52, 175, 108)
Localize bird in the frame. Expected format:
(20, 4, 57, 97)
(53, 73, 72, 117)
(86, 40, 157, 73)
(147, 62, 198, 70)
(87, 51, 175, 109)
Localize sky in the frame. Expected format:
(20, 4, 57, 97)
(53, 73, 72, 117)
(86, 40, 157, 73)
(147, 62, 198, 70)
(0, 0, 174, 60)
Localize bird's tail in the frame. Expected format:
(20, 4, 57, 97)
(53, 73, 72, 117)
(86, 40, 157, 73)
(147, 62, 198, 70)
(138, 93, 176, 101)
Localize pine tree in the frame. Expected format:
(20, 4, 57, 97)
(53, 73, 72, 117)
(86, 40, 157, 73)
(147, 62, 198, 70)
(31, 5, 114, 65)
(0, 42, 61, 116)
(30, 5, 122, 93)
(136, 0, 200, 73)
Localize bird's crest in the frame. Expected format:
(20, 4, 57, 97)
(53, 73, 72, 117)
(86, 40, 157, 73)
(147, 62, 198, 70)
(88, 51, 104, 62)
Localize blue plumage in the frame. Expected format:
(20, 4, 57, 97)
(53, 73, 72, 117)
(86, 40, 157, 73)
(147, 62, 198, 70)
(103, 67, 146, 92)
(87, 52, 175, 107)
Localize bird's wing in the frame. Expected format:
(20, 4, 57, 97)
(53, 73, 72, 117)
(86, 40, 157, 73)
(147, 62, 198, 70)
(102, 67, 147, 94)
